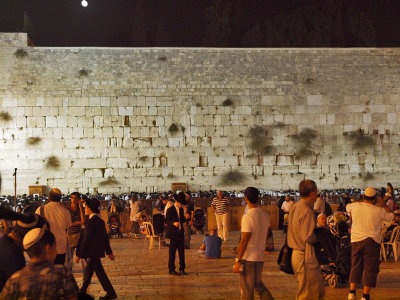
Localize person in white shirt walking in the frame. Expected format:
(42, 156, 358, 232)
(346, 187, 394, 300)
(35, 188, 72, 265)
(232, 187, 274, 300)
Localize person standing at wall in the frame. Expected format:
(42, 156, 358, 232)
(212, 190, 231, 241)
(35, 188, 72, 265)
(346, 187, 394, 300)
(287, 180, 325, 300)
(232, 187, 274, 300)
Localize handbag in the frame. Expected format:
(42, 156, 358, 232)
(277, 235, 294, 274)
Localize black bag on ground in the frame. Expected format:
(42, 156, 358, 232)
(277, 236, 294, 274)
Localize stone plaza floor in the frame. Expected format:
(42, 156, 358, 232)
(72, 230, 400, 300)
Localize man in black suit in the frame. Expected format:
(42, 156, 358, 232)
(76, 198, 117, 300)
(165, 192, 189, 275)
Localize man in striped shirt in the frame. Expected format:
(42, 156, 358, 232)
(212, 190, 231, 241)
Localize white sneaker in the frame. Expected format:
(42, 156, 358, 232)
(347, 293, 356, 300)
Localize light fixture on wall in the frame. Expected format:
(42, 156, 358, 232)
(81, 0, 88, 7)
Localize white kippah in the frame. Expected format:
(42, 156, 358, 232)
(23, 227, 45, 250)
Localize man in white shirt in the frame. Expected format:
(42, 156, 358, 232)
(346, 187, 394, 300)
(232, 187, 273, 300)
(313, 194, 325, 215)
(281, 195, 294, 213)
(35, 188, 72, 265)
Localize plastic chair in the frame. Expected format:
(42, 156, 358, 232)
(381, 226, 400, 261)
(143, 222, 161, 250)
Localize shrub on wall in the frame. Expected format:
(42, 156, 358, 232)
(44, 156, 60, 170)
(248, 126, 273, 155)
(168, 123, 179, 135)
(26, 137, 42, 146)
(346, 129, 375, 150)
(292, 128, 317, 159)
(222, 99, 233, 106)
(99, 177, 120, 186)
(14, 49, 28, 59)
(219, 170, 246, 186)
(0, 111, 12, 122)
(78, 69, 90, 77)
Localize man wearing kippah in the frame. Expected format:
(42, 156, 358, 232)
(346, 187, 394, 300)
(35, 188, 72, 265)
(0, 214, 47, 292)
(0, 228, 79, 300)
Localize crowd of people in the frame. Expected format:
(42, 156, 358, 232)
(0, 181, 398, 299)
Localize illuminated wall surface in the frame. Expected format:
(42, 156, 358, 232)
(1, 32, 400, 195)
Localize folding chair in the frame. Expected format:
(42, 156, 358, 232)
(381, 226, 400, 261)
(143, 221, 161, 250)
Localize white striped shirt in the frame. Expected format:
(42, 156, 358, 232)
(212, 197, 231, 215)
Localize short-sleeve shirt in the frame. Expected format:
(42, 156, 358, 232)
(212, 197, 231, 215)
(202, 235, 222, 258)
(68, 206, 82, 235)
(347, 202, 394, 243)
(281, 200, 294, 213)
(314, 197, 325, 214)
(241, 207, 270, 261)
(0, 261, 78, 300)
(36, 202, 72, 254)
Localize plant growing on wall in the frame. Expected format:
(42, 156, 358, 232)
(78, 69, 90, 78)
(14, 49, 28, 59)
(168, 123, 179, 135)
(362, 172, 374, 181)
(26, 137, 42, 146)
(0, 111, 12, 122)
(248, 126, 273, 155)
(346, 129, 375, 150)
(292, 128, 317, 159)
(99, 176, 120, 186)
(44, 156, 60, 170)
(139, 156, 148, 162)
(219, 170, 246, 186)
(222, 99, 233, 106)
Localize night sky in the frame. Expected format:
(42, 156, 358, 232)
(1, 0, 400, 47)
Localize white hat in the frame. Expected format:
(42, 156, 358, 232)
(23, 227, 45, 250)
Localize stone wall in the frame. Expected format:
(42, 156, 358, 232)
(1, 32, 400, 195)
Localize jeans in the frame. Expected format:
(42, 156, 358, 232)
(239, 260, 274, 300)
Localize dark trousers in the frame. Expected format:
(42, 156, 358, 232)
(349, 238, 380, 287)
(54, 253, 66, 265)
(169, 237, 185, 272)
(81, 257, 116, 297)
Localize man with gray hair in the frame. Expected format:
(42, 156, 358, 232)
(287, 179, 324, 300)
(212, 190, 231, 241)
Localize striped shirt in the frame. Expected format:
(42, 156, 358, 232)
(212, 197, 231, 215)
(68, 207, 82, 235)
